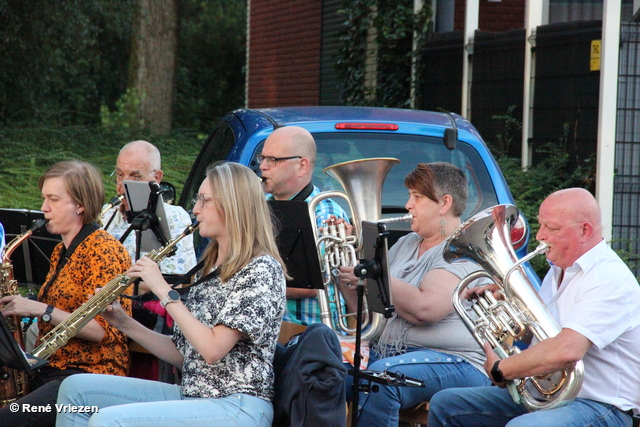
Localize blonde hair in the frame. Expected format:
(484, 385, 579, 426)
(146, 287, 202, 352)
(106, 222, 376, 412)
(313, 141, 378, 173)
(201, 162, 287, 282)
(38, 160, 104, 224)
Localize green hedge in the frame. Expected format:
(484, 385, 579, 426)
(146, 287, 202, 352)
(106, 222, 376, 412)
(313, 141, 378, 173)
(0, 125, 203, 210)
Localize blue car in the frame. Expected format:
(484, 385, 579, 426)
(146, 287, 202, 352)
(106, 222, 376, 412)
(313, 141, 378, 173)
(180, 106, 539, 283)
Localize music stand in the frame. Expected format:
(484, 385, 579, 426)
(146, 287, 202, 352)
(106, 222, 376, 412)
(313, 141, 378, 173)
(121, 181, 171, 256)
(350, 220, 423, 426)
(0, 315, 47, 372)
(268, 201, 323, 290)
(0, 209, 60, 288)
(359, 221, 394, 317)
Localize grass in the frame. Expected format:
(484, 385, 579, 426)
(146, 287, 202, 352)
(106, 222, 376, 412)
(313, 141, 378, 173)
(0, 125, 205, 210)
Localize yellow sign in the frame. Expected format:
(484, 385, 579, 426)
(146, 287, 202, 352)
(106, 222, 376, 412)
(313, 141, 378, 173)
(590, 40, 601, 71)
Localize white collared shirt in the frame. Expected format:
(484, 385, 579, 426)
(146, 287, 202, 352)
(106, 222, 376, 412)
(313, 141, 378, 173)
(539, 240, 640, 411)
(101, 203, 197, 275)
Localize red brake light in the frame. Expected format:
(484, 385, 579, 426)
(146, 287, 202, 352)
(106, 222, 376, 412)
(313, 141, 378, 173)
(510, 216, 527, 251)
(335, 123, 399, 131)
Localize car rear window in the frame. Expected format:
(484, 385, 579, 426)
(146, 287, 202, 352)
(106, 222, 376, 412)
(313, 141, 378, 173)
(253, 132, 498, 221)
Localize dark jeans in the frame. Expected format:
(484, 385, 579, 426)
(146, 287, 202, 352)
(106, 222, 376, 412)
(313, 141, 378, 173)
(0, 366, 85, 427)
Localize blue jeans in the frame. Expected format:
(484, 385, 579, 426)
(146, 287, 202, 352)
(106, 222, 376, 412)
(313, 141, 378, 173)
(55, 374, 273, 427)
(355, 349, 492, 427)
(428, 386, 633, 427)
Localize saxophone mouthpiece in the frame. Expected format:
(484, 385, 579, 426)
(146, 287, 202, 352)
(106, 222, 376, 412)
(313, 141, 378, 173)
(30, 218, 49, 232)
(109, 194, 125, 208)
(185, 222, 199, 235)
(101, 195, 125, 216)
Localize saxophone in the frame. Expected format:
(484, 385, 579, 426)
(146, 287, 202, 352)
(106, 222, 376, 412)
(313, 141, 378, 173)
(30, 222, 198, 360)
(0, 218, 49, 406)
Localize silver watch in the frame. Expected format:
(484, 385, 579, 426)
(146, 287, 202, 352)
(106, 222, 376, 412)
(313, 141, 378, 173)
(160, 290, 180, 308)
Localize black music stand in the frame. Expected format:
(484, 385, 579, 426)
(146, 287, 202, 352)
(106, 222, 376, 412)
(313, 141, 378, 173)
(120, 181, 171, 295)
(0, 315, 47, 373)
(350, 220, 424, 426)
(0, 209, 60, 289)
(268, 201, 323, 290)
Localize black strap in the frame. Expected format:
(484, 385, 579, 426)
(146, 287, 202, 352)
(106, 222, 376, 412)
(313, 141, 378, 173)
(171, 260, 205, 290)
(123, 260, 209, 302)
(187, 266, 219, 289)
(291, 181, 314, 202)
(39, 223, 100, 302)
(103, 208, 119, 231)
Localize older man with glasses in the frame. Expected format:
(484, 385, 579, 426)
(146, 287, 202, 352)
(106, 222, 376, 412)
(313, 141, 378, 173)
(259, 126, 348, 326)
(101, 140, 196, 277)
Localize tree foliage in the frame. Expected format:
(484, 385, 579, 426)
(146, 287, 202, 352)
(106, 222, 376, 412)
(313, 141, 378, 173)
(0, 0, 135, 124)
(336, 0, 431, 108)
(0, 0, 246, 131)
(488, 110, 596, 277)
(174, 0, 247, 131)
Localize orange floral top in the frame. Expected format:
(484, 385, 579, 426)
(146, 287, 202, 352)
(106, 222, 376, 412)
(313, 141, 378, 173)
(36, 229, 132, 376)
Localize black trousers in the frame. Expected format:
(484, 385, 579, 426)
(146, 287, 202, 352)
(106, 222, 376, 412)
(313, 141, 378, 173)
(0, 366, 85, 427)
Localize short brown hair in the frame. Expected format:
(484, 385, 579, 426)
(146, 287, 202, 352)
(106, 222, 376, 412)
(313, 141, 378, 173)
(38, 160, 105, 224)
(404, 162, 468, 217)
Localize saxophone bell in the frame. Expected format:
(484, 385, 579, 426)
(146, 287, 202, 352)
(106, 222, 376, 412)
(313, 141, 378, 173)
(0, 218, 49, 405)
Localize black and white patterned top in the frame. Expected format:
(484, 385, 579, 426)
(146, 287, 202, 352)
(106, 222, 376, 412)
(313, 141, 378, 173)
(172, 254, 286, 401)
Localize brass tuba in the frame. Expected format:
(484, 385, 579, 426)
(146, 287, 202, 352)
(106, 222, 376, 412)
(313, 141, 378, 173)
(308, 157, 406, 343)
(0, 218, 49, 406)
(443, 204, 583, 411)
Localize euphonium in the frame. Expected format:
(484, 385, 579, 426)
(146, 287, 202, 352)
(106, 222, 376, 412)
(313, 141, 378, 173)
(0, 218, 49, 406)
(308, 157, 406, 343)
(31, 223, 198, 360)
(443, 204, 584, 411)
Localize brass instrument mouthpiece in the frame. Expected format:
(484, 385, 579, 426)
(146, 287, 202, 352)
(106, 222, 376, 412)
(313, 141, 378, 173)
(379, 213, 412, 223)
(101, 194, 125, 216)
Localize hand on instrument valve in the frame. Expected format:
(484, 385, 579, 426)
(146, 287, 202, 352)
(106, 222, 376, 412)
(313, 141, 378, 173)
(322, 214, 354, 235)
(0, 294, 47, 318)
(463, 282, 503, 302)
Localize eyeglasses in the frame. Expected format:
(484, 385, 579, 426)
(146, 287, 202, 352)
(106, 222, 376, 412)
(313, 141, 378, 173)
(193, 193, 213, 209)
(256, 155, 302, 167)
(111, 170, 156, 183)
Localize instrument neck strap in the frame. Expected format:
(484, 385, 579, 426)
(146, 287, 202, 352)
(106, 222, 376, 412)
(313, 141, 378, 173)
(39, 223, 100, 302)
(171, 260, 205, 290)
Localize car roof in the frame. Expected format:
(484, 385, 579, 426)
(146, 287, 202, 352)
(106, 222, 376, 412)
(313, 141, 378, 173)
(230, 106, 483, 142)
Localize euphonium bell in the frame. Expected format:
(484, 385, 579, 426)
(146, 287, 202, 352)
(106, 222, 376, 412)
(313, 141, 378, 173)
(443, 204, 584, 411)
(308, 157, 403, 343)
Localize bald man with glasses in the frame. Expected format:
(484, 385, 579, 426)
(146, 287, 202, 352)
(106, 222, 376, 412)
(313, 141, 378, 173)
(259, 126, 348, 326)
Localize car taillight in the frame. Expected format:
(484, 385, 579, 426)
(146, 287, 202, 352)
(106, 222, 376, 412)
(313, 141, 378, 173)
(335, 123, 399, 131)
(510, 216, 527, 251)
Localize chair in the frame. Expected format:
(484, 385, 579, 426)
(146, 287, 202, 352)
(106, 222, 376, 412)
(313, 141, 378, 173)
(278, 321, 307, 345)
(399, 401, 429, 427)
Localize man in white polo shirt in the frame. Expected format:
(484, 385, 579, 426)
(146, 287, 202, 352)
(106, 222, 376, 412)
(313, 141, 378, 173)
(429, 188, 640, 427)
